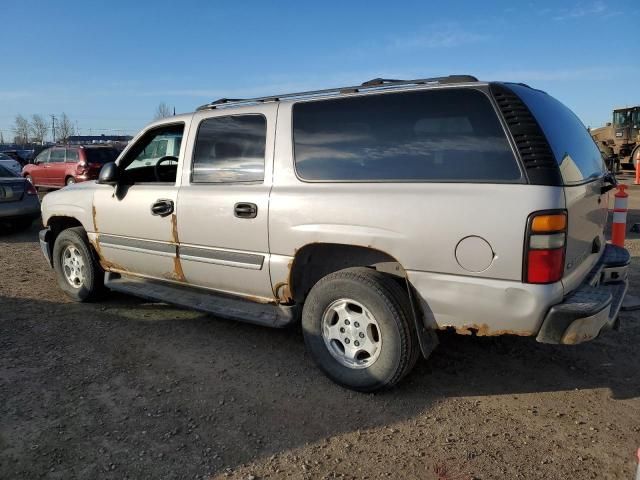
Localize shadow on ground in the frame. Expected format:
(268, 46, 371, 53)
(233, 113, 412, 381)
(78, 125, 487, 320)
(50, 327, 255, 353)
(1, 290, 638, 478)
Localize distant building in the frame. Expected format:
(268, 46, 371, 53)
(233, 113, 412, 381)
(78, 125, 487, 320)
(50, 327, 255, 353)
(66, 135, 132, 145)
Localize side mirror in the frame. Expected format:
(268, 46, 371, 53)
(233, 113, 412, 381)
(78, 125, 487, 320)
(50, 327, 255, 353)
(98, 162, 119, 185)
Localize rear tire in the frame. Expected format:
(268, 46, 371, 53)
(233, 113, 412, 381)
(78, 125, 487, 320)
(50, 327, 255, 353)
(65, 176, 76, 186)
(302, 267, 420, 392)
(52, 227, 104, 302)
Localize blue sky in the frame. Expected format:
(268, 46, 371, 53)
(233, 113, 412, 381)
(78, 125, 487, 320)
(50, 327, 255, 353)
(0, 0, 637, 141)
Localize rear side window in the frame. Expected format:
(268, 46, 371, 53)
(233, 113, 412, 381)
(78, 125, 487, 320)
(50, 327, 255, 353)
(66, 149, 79, 161)
(85, 148, 119, 164)
(50, 149, 65, 163)
(191, 115, 266, 183)
(507, 84, 605, 185)
(293, 89, 521, 182)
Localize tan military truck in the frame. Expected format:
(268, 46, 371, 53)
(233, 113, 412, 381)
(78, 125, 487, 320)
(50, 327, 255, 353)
(590, 106, 640, 170)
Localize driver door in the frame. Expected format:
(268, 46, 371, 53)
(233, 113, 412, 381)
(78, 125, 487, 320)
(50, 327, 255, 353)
(92, 121, 188, 281)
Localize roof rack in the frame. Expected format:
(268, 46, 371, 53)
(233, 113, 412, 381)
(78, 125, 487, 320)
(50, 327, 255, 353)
(196, 74, 479, 111)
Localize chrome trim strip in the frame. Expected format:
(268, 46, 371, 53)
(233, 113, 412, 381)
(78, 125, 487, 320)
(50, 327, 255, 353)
(98, 234, 175, 254)
(179, 254, 263, 270)
(99, 242, 176, 258)
(179, 245, 264, 270)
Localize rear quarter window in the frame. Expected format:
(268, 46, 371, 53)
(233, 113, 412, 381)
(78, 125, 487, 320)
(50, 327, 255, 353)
(85, 148, 119, 164)
(507, 84, 605, 185)
(293, 88, 522, 182)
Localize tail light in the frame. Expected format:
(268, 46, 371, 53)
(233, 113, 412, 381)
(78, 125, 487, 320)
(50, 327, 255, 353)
(76, 160, 88, 175)
(524, 211, 567, 284)
(25, 181, 38, 195)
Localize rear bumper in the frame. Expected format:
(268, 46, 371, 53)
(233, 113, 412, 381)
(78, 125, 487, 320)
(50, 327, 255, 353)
(536, 243, 630, 345)
(0, 196, 40, 220)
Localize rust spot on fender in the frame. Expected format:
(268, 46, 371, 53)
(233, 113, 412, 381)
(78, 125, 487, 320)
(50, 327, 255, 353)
(170, 214, 179, 244)
(89, 236, 128, 272)
(92, 205, 99, 233)
(273, 282, 293, 304)
(441, 323, 533, 337)
(164, 256, 186, 282)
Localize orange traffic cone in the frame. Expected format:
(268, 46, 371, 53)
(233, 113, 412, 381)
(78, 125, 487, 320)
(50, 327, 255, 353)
(611, 184, 629, 247)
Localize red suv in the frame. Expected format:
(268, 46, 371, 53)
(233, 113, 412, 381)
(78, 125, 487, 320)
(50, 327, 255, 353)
(23, 145, 120, 188)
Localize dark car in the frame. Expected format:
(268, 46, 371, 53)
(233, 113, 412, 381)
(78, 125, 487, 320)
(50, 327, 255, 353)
(22, 145, 119, 188)
(0, 163, 40, 232)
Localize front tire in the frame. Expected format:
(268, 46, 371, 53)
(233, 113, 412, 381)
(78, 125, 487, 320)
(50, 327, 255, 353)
(302, 267, 420, 392)
(52, 227, 104, 301)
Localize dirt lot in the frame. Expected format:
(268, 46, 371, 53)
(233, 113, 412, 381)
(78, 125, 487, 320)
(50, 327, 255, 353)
(1, 179, 640, 480)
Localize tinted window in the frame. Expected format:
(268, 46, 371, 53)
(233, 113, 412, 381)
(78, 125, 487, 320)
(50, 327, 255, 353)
(293, 89, 520, 182)
(66, 149, 79, 161)
(508, 84, 605, 185)
(192, 115, 266, 183)
(50, 149, 65, 163)
(0, 164, 17, 177)
(85, 148, 119, 164)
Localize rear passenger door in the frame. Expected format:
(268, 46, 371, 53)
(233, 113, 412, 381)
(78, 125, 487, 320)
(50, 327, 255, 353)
(47, 147, 66, 186)
(176, 105, 276, 300)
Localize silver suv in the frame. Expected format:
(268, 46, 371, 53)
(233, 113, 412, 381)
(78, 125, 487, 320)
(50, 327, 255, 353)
(39, 75, 630, 391)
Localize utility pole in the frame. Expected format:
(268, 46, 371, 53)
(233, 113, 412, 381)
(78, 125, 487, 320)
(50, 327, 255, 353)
(50, 114, 57, 143)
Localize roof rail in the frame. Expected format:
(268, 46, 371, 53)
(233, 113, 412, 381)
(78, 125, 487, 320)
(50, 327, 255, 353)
(196, 74, 479, 111)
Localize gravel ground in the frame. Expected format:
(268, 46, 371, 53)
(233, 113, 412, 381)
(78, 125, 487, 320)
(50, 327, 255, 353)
(1, 181, 639, 480)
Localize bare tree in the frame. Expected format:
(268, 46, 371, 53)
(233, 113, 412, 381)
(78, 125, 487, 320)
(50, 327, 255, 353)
(13, 114, 31, 145)
(31, 114, 49, 144)
(154, 102, 172, 120)
(57, 113, 75, 143)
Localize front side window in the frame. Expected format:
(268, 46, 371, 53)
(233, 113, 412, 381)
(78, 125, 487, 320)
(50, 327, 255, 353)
(35, 150, 50, 164)
(192, 115, 266, 183)
(121, 124, 184, 183)
(293, 88, 521, 182)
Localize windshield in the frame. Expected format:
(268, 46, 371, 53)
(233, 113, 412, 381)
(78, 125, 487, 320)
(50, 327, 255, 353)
(84, 148, 119, 164)
(613, 110, 632, 127)
(0, 164, 18, 177)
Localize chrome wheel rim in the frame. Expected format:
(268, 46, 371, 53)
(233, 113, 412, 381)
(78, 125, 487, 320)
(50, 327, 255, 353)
(321, 298, 382, 369)
(62, 245, 85, 288)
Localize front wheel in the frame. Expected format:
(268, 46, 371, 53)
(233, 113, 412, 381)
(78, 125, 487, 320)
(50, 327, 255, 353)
(302, 267, 420, 392)
(52, 227, 104, 301)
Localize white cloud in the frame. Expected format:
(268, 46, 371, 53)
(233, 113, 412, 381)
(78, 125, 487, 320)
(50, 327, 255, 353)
(388, 24, 490, 50)
(551, 1, 619, 21)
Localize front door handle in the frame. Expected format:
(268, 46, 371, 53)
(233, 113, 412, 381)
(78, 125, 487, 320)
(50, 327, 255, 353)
(150, 199, 174, 217)
(234, 202, 258, 219)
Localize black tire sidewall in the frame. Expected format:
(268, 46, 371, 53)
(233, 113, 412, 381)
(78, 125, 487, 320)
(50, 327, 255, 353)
(52, 228, 102, 302)
(302, 272, 408, 391)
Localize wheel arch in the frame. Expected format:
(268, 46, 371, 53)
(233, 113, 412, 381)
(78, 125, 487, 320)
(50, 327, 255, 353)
(285, 243, 403, 304)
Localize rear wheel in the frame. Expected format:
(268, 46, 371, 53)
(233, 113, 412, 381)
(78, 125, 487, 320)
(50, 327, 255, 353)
(302, 267, 420, 392)
(65, 176, 76, 186)
(52, 227, 104, 301)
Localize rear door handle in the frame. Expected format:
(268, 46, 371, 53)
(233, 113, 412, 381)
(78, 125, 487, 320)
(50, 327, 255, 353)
(234, 202, 258, 219)
(150, 199, 174, 217)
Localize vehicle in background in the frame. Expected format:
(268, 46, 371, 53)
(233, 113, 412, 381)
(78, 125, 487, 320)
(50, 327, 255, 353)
(0, 153, 23, 175)
(22, 145, 119, 188)
(590, 106, 640, 170)
(0, 164, 40, 232)
(0, 149, 31, 166)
